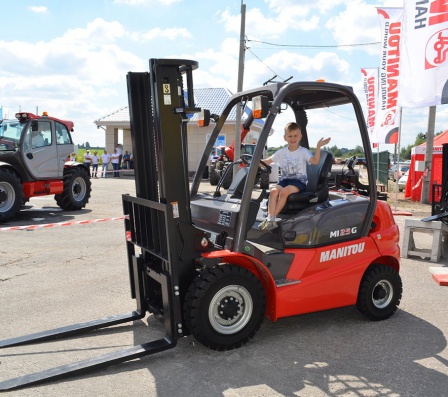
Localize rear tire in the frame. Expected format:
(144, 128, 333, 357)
(0, 168, 23, 222)
(221, 164, 233, 189)
(183, 265, 265, 350)
(356, 264, 402, 321)
(55, 167, 91, 210)
(209, 166, 220, 185)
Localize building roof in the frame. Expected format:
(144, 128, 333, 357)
(94, 106, 129, 125)
(94, 88, 255, 126)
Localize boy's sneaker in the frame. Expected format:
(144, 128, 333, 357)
(258, 219, 278, 231)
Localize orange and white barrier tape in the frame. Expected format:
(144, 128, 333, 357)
(0, 216, 128, 232)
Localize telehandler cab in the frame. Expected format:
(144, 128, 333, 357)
(0, 58, 402, 391)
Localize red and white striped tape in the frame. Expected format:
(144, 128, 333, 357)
(91, 168, 135, 176)
(0, 216, 128, 232)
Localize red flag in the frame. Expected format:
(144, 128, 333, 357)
(375, 7, 403, 144)
(398, 0, 448, 107)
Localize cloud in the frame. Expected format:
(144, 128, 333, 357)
(28, 5, 48, 13)
(113, 0, 181, 5)
(325, 0, 405, 55)
(220, 5, 320, 39)
(240, 50, 350, 90)
(129, 27, 192, 42)
(0, 18, 146, 146)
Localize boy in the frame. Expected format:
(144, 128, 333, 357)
(259, 122, 331, 231)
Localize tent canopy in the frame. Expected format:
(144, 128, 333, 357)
(406, 129, 448, 201)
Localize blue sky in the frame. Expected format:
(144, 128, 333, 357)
(1, 0, 447, 150)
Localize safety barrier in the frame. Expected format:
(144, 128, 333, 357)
(0, 216, 127, 232)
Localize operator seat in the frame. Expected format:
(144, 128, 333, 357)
(280, 150, 333, 213)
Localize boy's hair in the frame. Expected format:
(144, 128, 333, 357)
(284, 122, 301, 134)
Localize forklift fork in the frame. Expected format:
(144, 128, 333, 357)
(0, 195, 180, 391)
(0, 278, 175, 392)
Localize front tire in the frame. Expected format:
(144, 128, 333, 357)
(55, 167, 91, 210)
(0, 168, 23, 222)
(183, 265, 265, 350)
(356, 264, 402, 321)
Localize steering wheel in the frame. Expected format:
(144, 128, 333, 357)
(240, 154, 272, 174)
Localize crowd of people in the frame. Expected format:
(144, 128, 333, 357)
(80, 144, 133, 178)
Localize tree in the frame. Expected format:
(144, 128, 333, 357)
(329, 145, 342, 157)
(400, 132, 426, 160)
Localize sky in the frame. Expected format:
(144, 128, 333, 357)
(1, 0, 447, 151)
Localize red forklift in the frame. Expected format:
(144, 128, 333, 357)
(0, 59, 402, 390)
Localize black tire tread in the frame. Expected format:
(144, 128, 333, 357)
(0, 168, 23, 222)
(183, 265, 265, 351)
(221, 164, 233, 189)
(357, 264, 402, 321)
(209, 166, 220, 185)
(55, 167, 91, 210)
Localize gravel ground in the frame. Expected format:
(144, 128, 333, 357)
(0, 176, 446, 397)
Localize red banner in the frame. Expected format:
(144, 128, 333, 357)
(375, 7, 403, 144)
(398, 0, 448, 107)
(361, 68, 379, 143)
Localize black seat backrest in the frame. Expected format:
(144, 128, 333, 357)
(306, 150, 333, 193)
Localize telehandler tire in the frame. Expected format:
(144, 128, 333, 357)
(209, 166, 220, 186)
(356, 264, 402, 321)
(221, 164, 233, 189)
(183, 264, 265, 350)
(0, 168, 23, 222)
(55, 167, 91, 211)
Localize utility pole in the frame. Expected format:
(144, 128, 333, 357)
(421, 106, 436, 204)
(233, 1, 246, 178)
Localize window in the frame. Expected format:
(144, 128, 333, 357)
(56, 122, 72, 145)
(31, 121, 52, 148)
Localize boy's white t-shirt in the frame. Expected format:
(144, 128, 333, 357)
(270, 146, 313, 184)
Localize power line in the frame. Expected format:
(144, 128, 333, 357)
(247, 38, 381, 48)
(246, 47, 285, 80)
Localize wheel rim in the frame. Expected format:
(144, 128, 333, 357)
(208, 285, 253, 335)
(0, 181, 15, 212)
(72, 176, 87, 201)
(372, 279, 393, 309)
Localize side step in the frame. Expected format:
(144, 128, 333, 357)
(0, 338, 176, 391)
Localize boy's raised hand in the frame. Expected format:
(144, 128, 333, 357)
(317, 137, 331, 147)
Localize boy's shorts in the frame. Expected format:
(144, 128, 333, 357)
(277, 178, 307, 192)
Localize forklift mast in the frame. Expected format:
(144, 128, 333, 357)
(124, 59, 207, 337)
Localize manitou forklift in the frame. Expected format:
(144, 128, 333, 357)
(0, 59, 402, 391)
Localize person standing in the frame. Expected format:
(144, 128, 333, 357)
(122, 151, 130, 169)
(83, 150, 92, 173)
(111, 149, 120, 177)
(91, 151, 99, 178)
(115, 144, 123, 169)
(101, 149, 111, 178)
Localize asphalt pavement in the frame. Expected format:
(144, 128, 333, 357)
(0, 175, 447, 397)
